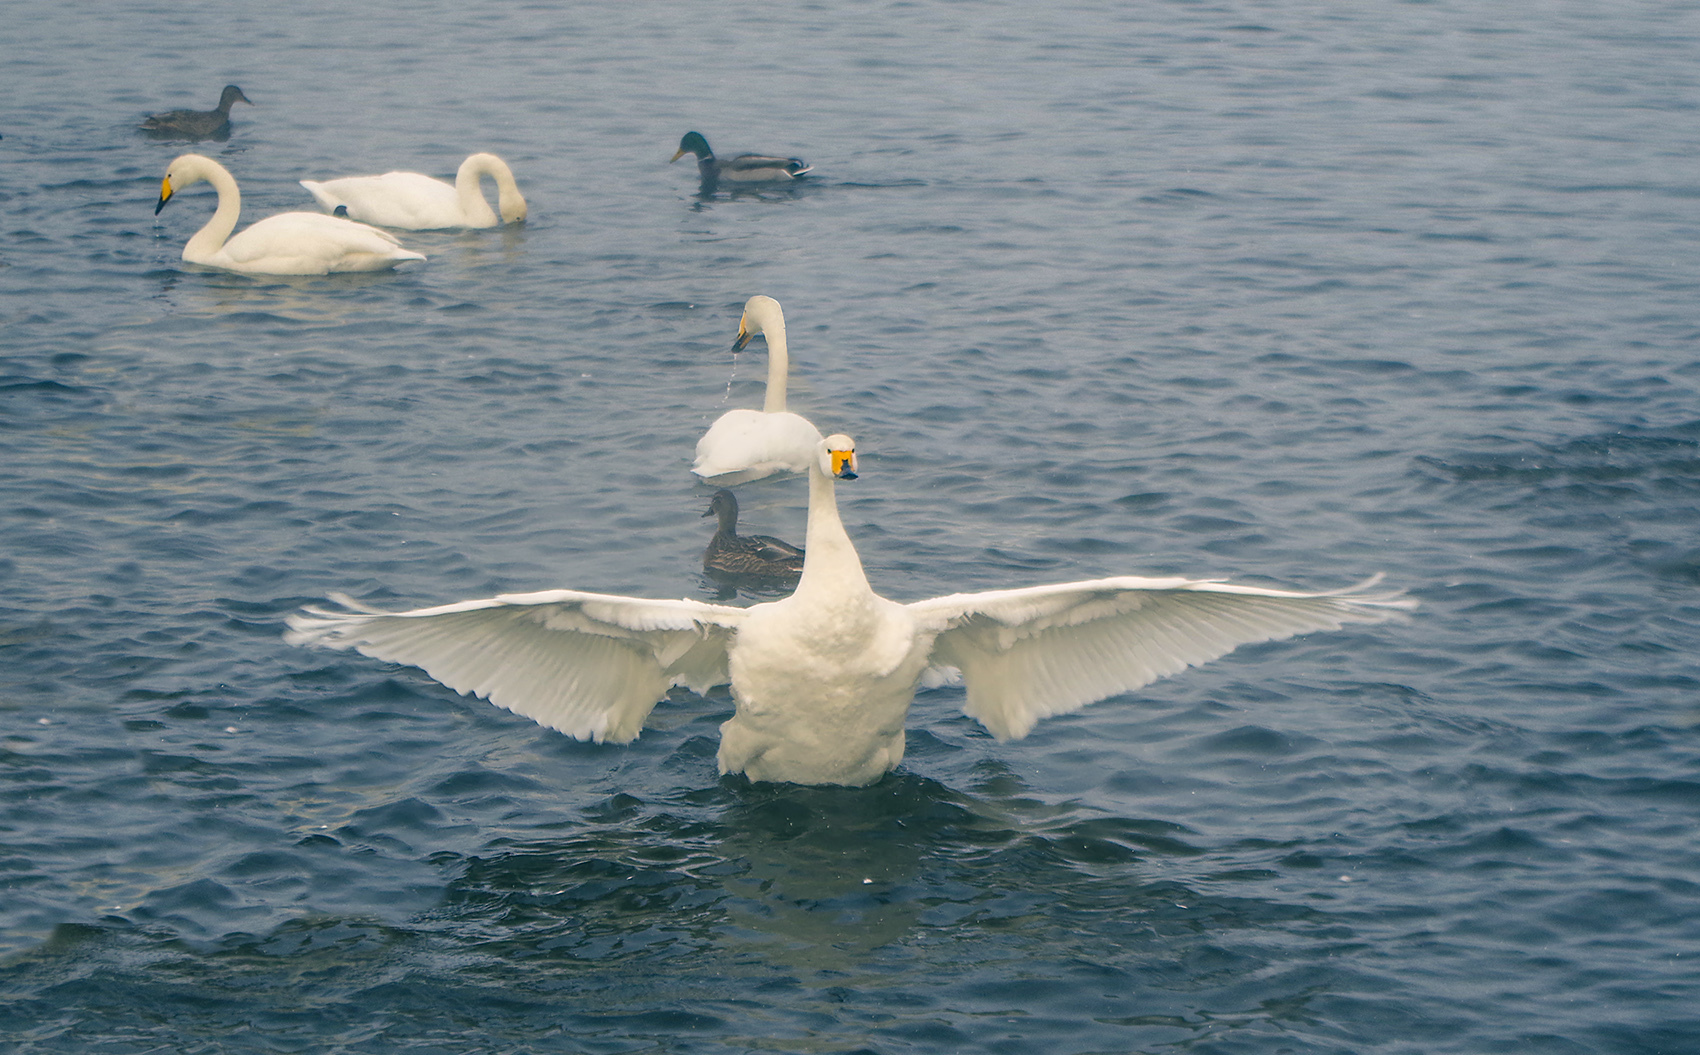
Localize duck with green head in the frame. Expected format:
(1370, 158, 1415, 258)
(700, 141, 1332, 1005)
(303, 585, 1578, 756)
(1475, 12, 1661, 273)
(671, 131, 811, 193)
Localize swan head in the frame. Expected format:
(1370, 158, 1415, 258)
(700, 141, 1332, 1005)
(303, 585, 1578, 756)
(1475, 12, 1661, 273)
(732, 295, 784, 352)
(462, 153, 527, 223)
(821, 434, 858, 480)
(218, 85, 253, 111)
(156, 154, 213, 214)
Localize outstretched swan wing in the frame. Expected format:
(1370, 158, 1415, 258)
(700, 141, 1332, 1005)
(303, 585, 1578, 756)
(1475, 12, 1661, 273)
(286, 590, 748, 743)
(907, 576, 1414, 741)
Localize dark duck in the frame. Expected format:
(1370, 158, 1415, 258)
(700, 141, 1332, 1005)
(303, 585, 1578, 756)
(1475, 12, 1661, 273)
(702, 489, 805, 588)
(141, 85, 253, 141)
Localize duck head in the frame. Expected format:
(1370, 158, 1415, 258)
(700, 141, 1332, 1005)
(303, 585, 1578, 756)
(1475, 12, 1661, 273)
(671, 131, 713, 163)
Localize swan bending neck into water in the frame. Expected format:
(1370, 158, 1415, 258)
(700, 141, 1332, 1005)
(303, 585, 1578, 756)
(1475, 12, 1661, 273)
(287, 435, 1415, 787)
(299, 153, 527, 230)
(156, 154, 425, 275)
(692, 295, 822, 483)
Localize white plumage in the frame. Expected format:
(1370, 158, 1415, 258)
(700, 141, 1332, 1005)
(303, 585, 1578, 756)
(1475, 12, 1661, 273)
(299, 153, 528, 230)
(287, 435, 1414, 787)
(692, 296, 823, 484)
(154, 154, 425, 275)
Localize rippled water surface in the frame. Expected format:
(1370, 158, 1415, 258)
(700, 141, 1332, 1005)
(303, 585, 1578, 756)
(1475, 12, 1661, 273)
(4, 2, 1700, 1052)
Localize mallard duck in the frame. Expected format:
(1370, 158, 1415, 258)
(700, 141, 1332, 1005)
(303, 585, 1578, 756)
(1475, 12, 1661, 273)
(141, 85, 252, 141)
(692, 296, 823, 484)
(287, 434, 1414, 787)
(155, 154, 425, 275)
(299, 153, 527, 230)
(703, 489, 805, 587)
(670, 131, 811, 192)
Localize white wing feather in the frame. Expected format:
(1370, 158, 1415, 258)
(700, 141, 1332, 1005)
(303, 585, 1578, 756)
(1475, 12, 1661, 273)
(908, 576, 1414, 741)
(285, 589, 747, 743)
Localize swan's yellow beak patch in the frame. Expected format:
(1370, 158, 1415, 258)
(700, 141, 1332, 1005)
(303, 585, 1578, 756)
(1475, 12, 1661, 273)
(155, 177, 174, 215)
(831, 449, 858, 478)
(731, 316, 753, 353)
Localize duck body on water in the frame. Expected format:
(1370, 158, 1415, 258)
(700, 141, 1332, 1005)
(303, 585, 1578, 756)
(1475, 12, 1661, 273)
(140, 84, 252, 141)
(671, 131, 811, 194)
(702, 490, 805, 589)
(288, 436, 1413, 787)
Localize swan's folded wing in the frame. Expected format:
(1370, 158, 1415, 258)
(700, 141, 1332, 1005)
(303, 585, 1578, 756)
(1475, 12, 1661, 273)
(908, 576, 1415, 741)
(692, 409, 822, 481)
(285, 589, 747, 743)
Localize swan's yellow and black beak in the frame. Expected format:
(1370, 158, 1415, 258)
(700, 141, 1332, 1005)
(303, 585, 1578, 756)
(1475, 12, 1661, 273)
(155, 176, 174, 215)
(831, 448, 858, 480)
(731, 315, 754, 353)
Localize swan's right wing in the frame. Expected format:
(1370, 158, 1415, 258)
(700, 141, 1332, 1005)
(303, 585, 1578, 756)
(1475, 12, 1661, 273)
(285, 589, 747, 742)
(908, 576, 1414, 741)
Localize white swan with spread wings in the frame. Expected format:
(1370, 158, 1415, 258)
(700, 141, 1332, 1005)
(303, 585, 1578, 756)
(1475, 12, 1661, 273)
(288, 436, 1412, 786)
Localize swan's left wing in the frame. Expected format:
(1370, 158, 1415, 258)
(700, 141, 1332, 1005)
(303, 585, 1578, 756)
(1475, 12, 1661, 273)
(907, 576, 1414, 741)
(285, 589, 747, 743)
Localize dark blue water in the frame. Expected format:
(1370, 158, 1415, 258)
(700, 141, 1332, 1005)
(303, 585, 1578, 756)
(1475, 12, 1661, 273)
(4, 2, 1699, 1051)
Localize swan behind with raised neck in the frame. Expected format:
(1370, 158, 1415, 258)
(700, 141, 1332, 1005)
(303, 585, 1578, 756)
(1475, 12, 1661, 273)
(155, 154, 425, 275)
(691, 295, 823, 484)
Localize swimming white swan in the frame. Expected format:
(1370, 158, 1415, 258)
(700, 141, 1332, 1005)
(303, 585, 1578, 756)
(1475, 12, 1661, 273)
(692, 296, 823, 484)
(299, 153, 528, 230)
(287, 435, 1414, 787)
(155, 155, 425, 275)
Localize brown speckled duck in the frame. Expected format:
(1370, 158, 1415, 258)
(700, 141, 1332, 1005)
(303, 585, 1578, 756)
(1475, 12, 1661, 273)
(702, 489, 804, 587)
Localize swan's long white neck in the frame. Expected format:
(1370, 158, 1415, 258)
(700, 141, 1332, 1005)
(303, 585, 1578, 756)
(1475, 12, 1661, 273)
(456, 154, 526, 225)
(761, 318, 789, 413)
(182, 158, 241, 262)
(796, 462, 868, 598)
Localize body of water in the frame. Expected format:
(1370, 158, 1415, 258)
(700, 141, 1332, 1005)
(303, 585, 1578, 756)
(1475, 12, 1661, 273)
(3, 1, 1698, 1051)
